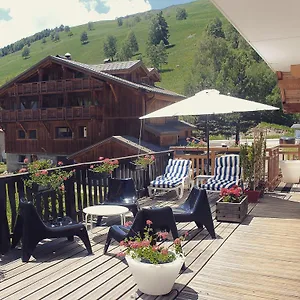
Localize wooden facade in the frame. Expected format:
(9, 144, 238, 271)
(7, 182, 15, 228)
(277, 69, 300, 113)
(0, 56, 185, 170)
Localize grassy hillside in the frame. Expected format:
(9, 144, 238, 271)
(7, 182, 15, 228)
(0, 0, 221, 94)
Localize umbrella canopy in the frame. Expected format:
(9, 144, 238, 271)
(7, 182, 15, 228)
(140, 89, 279, 119)
(140, 89, 279, 174)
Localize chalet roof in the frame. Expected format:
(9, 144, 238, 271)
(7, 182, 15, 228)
(0, 56, 184, 98)
(90, 60, 142, 73)
(145, 120, 196, 136)
(67, 135, 165, 160)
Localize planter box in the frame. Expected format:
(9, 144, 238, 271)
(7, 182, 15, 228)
(216, 195, 248, 223)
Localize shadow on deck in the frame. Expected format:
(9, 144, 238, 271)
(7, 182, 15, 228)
(1, 183, 300, 300)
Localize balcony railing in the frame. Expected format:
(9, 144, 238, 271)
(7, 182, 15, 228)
(8, 78, 103, 96)
(0, 106, 102, 122)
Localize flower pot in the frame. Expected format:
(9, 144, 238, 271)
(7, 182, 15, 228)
(216, 195, 248, 223)
(126, 254, 185, 295)
(128, 162, 145, 171)
(244, 189, 260, 203)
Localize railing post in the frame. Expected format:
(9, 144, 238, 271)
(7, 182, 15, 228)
(0, 178, 11, 254)
(64, 176, 77, 221)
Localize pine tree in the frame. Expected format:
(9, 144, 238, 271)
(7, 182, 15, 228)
(22, 46, 30, 59)
(80, 31, 89, 44)
(148, 11, 169, 46)
(104, 35, 117, 61)
(147, 40, 168, 69)
(127, 31, 139, 53)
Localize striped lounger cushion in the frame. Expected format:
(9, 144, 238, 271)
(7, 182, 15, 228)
(150, 159, 191, 188)
(202, 155, 240, 191)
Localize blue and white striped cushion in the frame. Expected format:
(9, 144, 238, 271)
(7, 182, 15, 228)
(201, 155, 240, 191)
(150, 159, 191, 188)
(213, 155, 240, 182)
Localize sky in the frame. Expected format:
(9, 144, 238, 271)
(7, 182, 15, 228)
(0, 0, 196, 48)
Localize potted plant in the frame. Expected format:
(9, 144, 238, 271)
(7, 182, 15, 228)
(20, 158, 74, 193)
(130, 154, 155, 170)
(117, 220, 186, 296)
(216, 185, 248, 223)
(89, 157, 119, 178)
(239, 131, 266, 202)
(184, 137, 206, 155)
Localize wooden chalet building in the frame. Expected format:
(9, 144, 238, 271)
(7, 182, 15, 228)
(0, 54, 194, 171)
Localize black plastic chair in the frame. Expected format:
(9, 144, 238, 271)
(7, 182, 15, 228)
(11, 198, 92, 262)
(104, 177, 140, 216)
(172, 187, 216, 239)
(104, 206, 178, 254)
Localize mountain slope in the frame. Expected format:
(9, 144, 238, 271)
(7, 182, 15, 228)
(0, 0, 221, 94)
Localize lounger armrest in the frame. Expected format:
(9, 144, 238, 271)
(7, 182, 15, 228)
(195, 175, 213, 187)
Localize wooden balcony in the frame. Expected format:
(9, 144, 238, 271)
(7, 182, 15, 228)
(0, 106, 102, 122)
(8, 78, 103, 96)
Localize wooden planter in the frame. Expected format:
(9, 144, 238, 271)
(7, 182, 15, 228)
(216, 195, 248, 223)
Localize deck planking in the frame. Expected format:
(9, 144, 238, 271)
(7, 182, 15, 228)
(1, 185, 300, 299)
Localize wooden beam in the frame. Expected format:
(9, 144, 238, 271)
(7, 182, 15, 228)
(17, 122, 27, 133)
(291, 64, 300, 78)
(108, 83, 118, 103)
(41, 121, 51, 138)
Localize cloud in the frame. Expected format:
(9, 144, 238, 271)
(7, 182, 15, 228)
(0, 0, 151, 48)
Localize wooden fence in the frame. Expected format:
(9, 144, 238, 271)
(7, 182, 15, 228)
(0, 150, 173, 254)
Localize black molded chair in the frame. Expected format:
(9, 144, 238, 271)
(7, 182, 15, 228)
(104, 177, 140, 216)
(104, 206, 178, 254)
(172, 187, 216, 239)
(11, 198, 92, 262)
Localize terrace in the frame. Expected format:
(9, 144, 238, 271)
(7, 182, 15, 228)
(1, 148, 300, 299)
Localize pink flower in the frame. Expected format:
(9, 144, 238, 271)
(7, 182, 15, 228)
(158, 231, 168, 239)
(146, 220, 153, 225)
(58, 161, 63, 166)
(90, 165, 94, 169)
(124, 221, 133, 227)
(23, 158, 29, 164)
(184, 231, 189, 237)
(98, 157, 104, 161)
(152, 245, 159, 251)
(161, 248, 168, 255)
(141, 240, 150, 247)
(18, 168, 27, 173)
(174, 238, 181, 245)
(63, 177, 67, 181)
(119, 240, 127, 247)
(112, 159, 119, 165)
(35, 172, 40, 177)
(41, 170, 48, 175)
(72, 169, 76, 173)
(151, 155, 155, 161)
(117, 252, 126, 257)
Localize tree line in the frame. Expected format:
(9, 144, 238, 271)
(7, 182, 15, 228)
(184, 17, 299, 136)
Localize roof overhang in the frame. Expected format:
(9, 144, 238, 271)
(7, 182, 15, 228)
(210, 0, 300, 72)
(210, 0, 300, 113)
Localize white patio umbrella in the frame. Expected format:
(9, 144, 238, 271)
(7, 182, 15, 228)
(140, 89, 279, 173)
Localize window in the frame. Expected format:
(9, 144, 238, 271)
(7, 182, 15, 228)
(79, 126, 87, 138)
(55, 127, 72, 139)
(18, 130, 26, 139)
(29, 130, 37, 139)
(19, 155, 26, 163)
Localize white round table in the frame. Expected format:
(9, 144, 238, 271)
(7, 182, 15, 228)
(83, 205, 129, 230)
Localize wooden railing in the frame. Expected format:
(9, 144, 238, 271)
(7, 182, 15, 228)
(0, 151, 173, 254)
(0, 106, 102, 122)
(171, 146, 240, 176)
(8, 79, 103, 96)
(172, 145, 282, 192)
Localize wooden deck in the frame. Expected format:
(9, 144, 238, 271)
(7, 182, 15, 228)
(1, 184, 300, 300)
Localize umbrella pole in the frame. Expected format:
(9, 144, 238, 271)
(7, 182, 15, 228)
(206, 115, 210, 175)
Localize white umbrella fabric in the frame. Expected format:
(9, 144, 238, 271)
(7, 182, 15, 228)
(140, 89, 279, 173)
